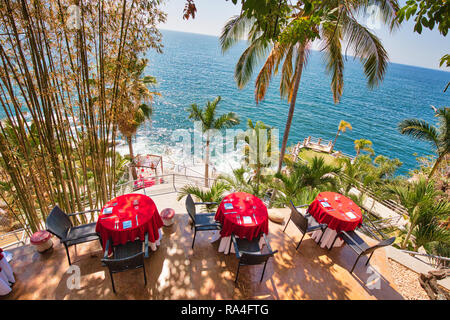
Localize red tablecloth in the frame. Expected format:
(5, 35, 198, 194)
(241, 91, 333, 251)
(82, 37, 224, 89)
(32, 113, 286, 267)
(95, 194, 163, 253)
(134, 177, 156, 189)
(215, 192, 269, 240)
(308, 192, 362, 232)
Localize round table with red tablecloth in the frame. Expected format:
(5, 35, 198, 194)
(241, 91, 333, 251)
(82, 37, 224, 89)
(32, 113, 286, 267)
(95, 194, 164, 254)
(307, 191, 363, 249)
(215, 192, 269, 254)
(0, 248, 14, 296)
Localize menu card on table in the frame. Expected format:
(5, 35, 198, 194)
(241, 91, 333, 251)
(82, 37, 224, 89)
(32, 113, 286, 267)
(122, 220, 132, 229)
(242, 216, 253, 224)
(224, 203, 234, 210)
(345, 212, 357, 219)
(320, 201, 331, 208)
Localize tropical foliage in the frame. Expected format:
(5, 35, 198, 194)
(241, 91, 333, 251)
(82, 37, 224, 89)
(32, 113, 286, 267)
(332, 120, 352, 151)
(399, 107, 450, 179)
(385, 178, 450, 250)
(270, 156, 340, 207)
(0, 0, 166, 232)
(112, 56, 160, 179)
(354, 139, 375, 156)
(177, 181, 230, 212)
(235, 119, 276, 189)
(397, 0, 449, 36)
(187, 96, 240, 186)
(217, 166, 272, 199)
(220, 0, 398, 175)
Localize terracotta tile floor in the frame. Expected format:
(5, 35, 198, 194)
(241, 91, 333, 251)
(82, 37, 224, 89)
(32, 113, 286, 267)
(1, 209, 404, 300)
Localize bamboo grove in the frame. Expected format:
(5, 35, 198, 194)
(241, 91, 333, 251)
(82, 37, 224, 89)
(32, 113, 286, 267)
(0, 0, 166, 233)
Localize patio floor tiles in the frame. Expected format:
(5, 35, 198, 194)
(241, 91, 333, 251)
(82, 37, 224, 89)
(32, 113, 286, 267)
(1, 210, 404, 300)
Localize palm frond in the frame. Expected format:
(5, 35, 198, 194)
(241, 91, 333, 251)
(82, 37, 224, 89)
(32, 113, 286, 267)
(235, 36, 270, 89)
(254, 42, 287, 103)
(355, 0, 400, 31)
(398, 119, 440, 149)
(279, 45, 295, 99)
(213, 112, 240, 129)
(321, 21, 344, 103)
(220, 15, 255, 53)
(342, 14, 388, 88)
(187, 103, 205, 125)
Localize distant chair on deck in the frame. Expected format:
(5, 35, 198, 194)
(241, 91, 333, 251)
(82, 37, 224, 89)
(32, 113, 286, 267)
(185, 194, 221, 249)
(330, 230, 396, 273)
(45, 205, 100, 265)
(230, 233, 278, 283)
(284, 200, 328, 250)
(101, 238, 149, 293)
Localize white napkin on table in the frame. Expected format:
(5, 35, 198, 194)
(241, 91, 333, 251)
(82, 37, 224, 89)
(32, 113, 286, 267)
(103, 207, 113, 214)
(242, 216, 252, 224)
(345, 212, 357, 219)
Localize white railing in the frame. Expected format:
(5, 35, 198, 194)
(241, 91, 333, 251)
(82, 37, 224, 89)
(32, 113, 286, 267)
(0, 228, 28, 249)
(114, 172, 217, 197)
(400, 250, 450, 269)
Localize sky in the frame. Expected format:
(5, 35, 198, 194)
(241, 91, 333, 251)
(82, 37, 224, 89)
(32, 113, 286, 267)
(158, 0, 450, 71)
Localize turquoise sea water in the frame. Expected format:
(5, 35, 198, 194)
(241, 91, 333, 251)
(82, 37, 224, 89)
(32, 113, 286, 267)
(2, 29, 447, 176)
(132, 29, 448, 176)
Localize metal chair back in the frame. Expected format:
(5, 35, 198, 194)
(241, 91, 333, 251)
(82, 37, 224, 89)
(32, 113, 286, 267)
(239, 251, 278, 266)
(185, 194, 196, 223)
(365, 237, 396, 255)
(288, 200, 308, 233)
(46, 205, 73, 240)
(102, 252, 145, 273)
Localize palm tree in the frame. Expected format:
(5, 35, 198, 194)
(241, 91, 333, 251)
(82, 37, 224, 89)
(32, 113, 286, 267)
(385, 178, 450, 249)
(217, 167, 253, 194)
(187, 96, 240, 186)
(176, 181, 230, 212)
(354, 139, 375, 156)
(331, 120, 352, 152)
(398, 107, 450, 179)
(115, 58, 159, 180)
(220, 1, 398, 175)
(235, 119, 275, 189)
(271, 156, 340, 207)
(290, 156, 341, 190)
(412, 212, 450, 252)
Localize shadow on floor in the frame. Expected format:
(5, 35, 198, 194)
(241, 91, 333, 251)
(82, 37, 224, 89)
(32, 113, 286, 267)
(2, 208, 404, 300)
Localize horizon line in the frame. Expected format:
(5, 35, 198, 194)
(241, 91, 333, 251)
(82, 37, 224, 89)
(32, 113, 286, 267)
(159, 28, 450, 74)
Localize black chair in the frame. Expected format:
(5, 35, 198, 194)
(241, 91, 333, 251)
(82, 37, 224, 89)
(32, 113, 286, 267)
(283, 200, 328, 250)
(46, 205, 100, 265)
(101, 237, 148, 293)
(230, 233, 278, 283)
(330, 230, 396, 273)
(185, 194, 221, 249)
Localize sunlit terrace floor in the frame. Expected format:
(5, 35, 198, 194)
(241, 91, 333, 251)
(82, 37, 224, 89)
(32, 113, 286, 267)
(1, 192, 404, 300)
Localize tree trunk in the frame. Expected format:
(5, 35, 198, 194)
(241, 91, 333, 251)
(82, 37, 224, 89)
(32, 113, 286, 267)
(205, 137, 210, 187)
(270, 43, 306, 207)
(276, 44, 306, 174)
(401, 223, 415, 249)
(128, 136, 137, 180)
(331, 129, 340, 152)
(428, 153, 445, 180)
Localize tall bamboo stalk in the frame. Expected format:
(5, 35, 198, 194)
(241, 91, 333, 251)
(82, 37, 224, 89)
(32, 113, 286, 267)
(0, 0, 166, 232)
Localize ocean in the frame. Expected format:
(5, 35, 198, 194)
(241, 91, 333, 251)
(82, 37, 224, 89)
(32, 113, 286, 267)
(1, 29, 447, 176)
(120, 29, 448, 176)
